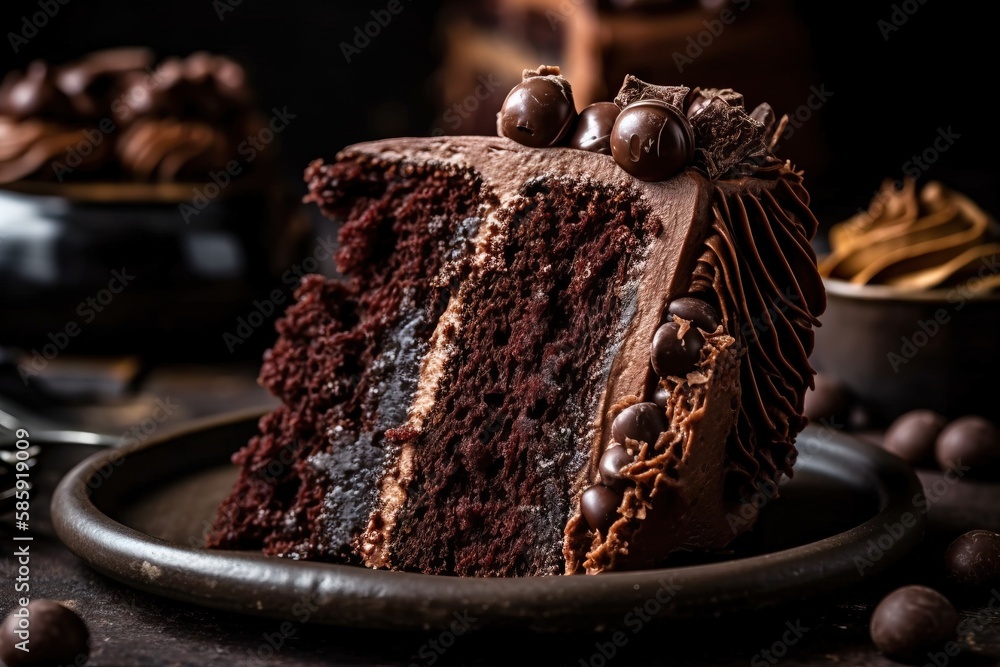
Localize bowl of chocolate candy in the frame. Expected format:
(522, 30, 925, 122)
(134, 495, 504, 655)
(0, 49, 306, 357)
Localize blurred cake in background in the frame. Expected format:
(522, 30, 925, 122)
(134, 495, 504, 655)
(0, 49, 307, 359)
(435, 0, 827, 175)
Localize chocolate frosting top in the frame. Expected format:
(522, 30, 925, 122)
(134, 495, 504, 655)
(820, 180, 1000, 291)
(614, 76, 777, 180)
(0, 49, 262, 184)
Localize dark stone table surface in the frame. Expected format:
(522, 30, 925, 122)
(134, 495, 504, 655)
(1, 361, 999, 667)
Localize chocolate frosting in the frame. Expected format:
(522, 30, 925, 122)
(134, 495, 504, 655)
(820, 180, 1000, 291)
(0, 49, 261, 184)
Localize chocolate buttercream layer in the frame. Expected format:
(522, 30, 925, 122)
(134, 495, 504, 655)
(821, 180, 1000, 292)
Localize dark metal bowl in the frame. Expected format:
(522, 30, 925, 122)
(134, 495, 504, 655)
(0, 179, 307, 359)
(812, 277, 1000, 425)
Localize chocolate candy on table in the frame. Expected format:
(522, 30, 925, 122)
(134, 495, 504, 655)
(611, 99, 694, 181)
(802, 373, 851, 424)
(599, 445, 636, 491)
(567, 102, 620, 155)
(869, 586, 958, 662)
(580, 484, 622, 534)
(651, 321, 703, 378)
(667, 297, 720, 332)
(611, 402, 668, 448)
(498, 72, 577, 148)
(935, 416, 1000, 478)
(0, 600, 90, 667)
(883, 409, 947, 466)
(0, 62, 72, 120)
(944, 530, 1000, 588)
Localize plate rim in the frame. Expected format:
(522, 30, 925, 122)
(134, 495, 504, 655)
(51, 409, 925, 630)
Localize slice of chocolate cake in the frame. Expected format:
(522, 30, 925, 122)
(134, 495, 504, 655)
(207, 72, 825, 575)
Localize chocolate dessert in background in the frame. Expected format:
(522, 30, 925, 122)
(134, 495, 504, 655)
(0, 49, 308, 359)
(435, 0, 827, 178)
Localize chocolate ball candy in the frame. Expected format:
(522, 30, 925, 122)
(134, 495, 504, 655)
(611, 100, 694, 181)
(599, 445, 635, 491)
(0, 61, 71, 120)
(0, 600, 89, 667)
(803, 374, 851, 424)
(580, 485, 622, 534)
(944, 530, 1000, 588)
(499, 75, 576, 148)
(611, 402, 668, 448)
(883, 409, 947, 466)
(652, 384, 671, 408)
(568, 102, 620, 155)
(870, 586, 958, 662)
(667, 297, 720, 332)
(651, 321, 703, 378)
(935, 416, 1000, 477)
(685, 92, 711, 120)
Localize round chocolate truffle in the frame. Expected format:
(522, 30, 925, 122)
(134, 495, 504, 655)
(652, 383, 671, 408)
(803, 374, 852, 424)
(651, 321, 703, 378)
(667, 297, 720, 332)
(0, 600, 89, 667)
(499, 76, 576, 148)
(883, 409, 947, 466)
(870, 586, 958, 662)
(599, 445, 635, 491)
(610, 99, 693, 181)
(568, 102, 620, 155)
(944, 530, 1000, 588)
(611, 402, 668, 448)
(580, 485, 622, 534)
(935, 416, 1000, 477)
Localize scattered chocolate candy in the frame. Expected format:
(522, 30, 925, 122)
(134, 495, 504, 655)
(0, 61, 71, 120)
(568, 102, 620, 155)
(611, 402, 668, 447)
(599, 445, 635, 491)
(580, 485, 622, 534)
(870, 586, 957, 662)
(944, 530, 1000, 588)
(883, 409, 947, 466)
(498, 71, 577, 148)
(651, 321, 703, 378)
(652, 384, 671, 408)
(667, 297, 720, 332)
(0, 600, 89, 667)
(803, 373, 851, 424)
(610, 99, 693, 181)
(935, 416, 1000, 477)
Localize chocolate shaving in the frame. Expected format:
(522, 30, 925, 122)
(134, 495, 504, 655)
(613, 75, 689, 111)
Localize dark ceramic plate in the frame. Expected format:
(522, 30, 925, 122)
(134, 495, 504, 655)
(52, 410, 924, 631)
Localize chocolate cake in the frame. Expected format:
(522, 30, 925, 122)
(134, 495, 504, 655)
(207, 71, 825, 575)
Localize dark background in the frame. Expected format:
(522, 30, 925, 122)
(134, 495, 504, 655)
(0, 0, 993, 227)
